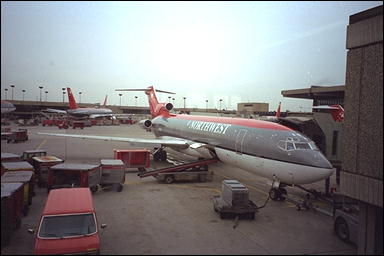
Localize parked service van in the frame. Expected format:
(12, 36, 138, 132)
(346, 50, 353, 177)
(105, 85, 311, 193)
(29, 188, 106, 255)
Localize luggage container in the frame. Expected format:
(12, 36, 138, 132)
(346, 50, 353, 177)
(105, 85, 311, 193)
(1, 171, 35, 216)
(1, 182, 24, 247)
(22, 149, 47, 163)
(7, 129, 28, 143)
(1, 153, 21, 162)
(1, 161, 35, 173)
(113, 149, 151, 170)
(31, 155, 64, 187)
(100, 159, 125, 192)
(48, 163, 101, 193)
(213, 180, 257, 220)
(71, 121, 85, 129)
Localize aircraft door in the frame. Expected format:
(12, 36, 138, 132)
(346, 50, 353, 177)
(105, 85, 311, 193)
(235, 129, 247, 154)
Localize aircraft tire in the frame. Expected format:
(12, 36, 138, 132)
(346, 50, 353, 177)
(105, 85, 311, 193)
(269, 188, 280, 201)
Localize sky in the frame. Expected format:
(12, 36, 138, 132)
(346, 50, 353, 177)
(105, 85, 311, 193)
(1, 1, 382, 111)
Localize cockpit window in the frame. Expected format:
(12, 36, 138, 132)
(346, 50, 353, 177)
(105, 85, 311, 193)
(295, 142, 311, 150)
(277, 139, 314, 151)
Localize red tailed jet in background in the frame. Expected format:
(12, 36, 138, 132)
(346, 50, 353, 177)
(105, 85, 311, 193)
(38, 86, 334, 199)
(43, 87, 114, 119)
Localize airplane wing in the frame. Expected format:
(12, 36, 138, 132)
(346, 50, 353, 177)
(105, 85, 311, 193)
(43, 108, 67, 114)
(36, 132, 189, 148)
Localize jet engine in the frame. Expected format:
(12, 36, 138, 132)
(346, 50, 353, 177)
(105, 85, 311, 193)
(165, 103, 173, 111)
(139, 119, 152, 131)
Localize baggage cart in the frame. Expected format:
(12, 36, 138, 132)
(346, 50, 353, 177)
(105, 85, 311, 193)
(7, 129, 28, 143)
(48, 163, 101, 193)
(72, 121, 85, 129)
(113, 149, 151, 170)
(1, 153, 21, 162)
(100, 159, 125, 192)
(155, 170, 213, 184)
(213, 180, 257, 220)
(31, 155, 64, 187)
(1, 171, 35, 216)
(22, 149, 47, 166)
(1, 182, 24, 247)
(1, 161, 35, 173)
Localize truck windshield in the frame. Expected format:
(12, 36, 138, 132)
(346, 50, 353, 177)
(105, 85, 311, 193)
(38, 213, 96, 238)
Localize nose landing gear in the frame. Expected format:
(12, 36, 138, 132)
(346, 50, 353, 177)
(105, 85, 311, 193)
(269, 187, 287, 201)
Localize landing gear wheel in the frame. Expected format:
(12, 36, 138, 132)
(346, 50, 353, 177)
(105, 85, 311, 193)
(164, 175, 174, 184)
(335, 218, 350, 242)
(269, 188, 281, 201)
(278, 188, 287, 201)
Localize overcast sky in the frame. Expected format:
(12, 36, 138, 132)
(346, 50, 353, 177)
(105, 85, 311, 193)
(1, 1, 382, 111)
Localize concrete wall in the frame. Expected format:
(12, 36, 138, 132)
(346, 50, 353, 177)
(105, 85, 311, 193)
(341, 5, 383, 255)
(341, 5, 383, 208)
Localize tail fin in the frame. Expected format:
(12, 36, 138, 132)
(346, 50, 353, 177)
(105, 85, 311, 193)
(67, 87, 78, 109)
(329, 104, 344, 122)
(275, 102, 281, 118)
(115, 86, 175, 118)
(102, 95, 108, 107)
(312, 104, 344, 122)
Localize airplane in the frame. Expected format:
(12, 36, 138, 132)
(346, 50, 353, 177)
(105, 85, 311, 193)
(1, 100, 16, 114)
(38, 86, 334, 200)
(43, 87, 114, 119)
(312, 104, 344, 122)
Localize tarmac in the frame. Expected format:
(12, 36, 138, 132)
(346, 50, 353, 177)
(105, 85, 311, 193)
(1, 123, 357, 255)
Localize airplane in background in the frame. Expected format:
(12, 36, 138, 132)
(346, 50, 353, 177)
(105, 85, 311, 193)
(43, 87, 115, 119)
(312, 104, 344, 122)
(1, 100, 16, 114)
(38, 86, 334, 200)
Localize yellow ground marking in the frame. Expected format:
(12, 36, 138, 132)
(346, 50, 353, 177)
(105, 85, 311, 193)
(36, 139, 47, 150)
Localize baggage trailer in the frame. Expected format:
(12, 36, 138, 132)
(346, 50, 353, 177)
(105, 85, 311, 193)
(1, 182, 24, 247)
(113, 149, 151, 170)
(7, 129, 28, 143)
(1, 171, 35, 216)
(48, 163, 100, 193)
(100, 159, 125, 192)
(71, 121, 85, 129)
(22, 149, 47, 163)
(1, 161, 35, 174)
(1, 153, 21, 163)
(139, 158, 218, 184)
(31, 155, 64, 187)
(213, 180, 257, 220)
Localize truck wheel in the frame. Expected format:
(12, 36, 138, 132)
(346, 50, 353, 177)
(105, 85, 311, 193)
(116, 184, 123, 192)
(335, 217, 350, 242)
(90, 186, 98, 193)
(165, 175, 174, 184)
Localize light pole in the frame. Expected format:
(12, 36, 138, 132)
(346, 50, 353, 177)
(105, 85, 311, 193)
(22, 90, 26, 101)
(183, 97, 186, 111)
(79, 92, 82, 103)
(10, 85, 15, 100)
(4, 88, 8, 100)
(135, 96, 138, 106)
(119, 94, 122, 107)
(62, 88, 66, 103)
(168, 96, 171, 103)
(38, 86, 43, 102)
(172, 98, 175, 106)
(219, 99, 223, 111)
(45, 91, 48, 101)
(206, 100, 208, 112)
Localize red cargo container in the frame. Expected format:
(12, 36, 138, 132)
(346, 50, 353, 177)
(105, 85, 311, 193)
(1, 182, 24, 246)
(113, 149, 151, 170)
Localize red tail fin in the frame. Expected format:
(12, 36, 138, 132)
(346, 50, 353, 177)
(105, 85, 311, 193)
(276, 102, 281, 118)
(145, 86, 173, 118)
(102, 95, 108, 106)
(329, 104, 344, 122)
(115, 86, 175, 118)
(67, 87, 78, 109)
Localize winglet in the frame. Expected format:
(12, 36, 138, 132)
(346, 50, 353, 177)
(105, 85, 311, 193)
(67, 87, 78, 109)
